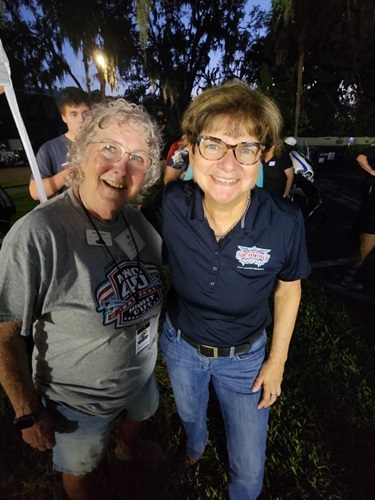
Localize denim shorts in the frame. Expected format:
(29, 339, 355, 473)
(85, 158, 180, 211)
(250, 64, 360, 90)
(46, 373, 159, 475)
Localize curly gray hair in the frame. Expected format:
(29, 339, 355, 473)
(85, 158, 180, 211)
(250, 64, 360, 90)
(65, 98, 162, 195)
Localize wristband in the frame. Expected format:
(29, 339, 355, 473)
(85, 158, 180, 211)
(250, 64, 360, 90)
(13, 408, 44, 430)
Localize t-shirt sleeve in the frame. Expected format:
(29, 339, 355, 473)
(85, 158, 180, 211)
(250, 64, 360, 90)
(278, 209, 311, 281)
(362, 146, 375, 169)
(0, 216, 49, 335)
(34, 143, 55, 179)
(32, 137, 68, 180)
(279, 151, 293, 170)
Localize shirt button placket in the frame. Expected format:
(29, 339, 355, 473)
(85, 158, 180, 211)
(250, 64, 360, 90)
(209, 249, 220, 288)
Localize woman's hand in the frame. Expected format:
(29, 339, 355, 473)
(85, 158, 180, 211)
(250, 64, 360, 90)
(252, 358, 285, 409)
(252, 279, 302, 409)
(21, 409, 64, 451)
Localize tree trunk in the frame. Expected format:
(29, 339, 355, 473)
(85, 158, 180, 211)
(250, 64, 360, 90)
(83, 49, 91, 95)
(294, 44, 305, 137)
(100, 71, 106, 101)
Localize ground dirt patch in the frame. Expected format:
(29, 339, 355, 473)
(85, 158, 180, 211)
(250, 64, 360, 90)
(0, 166, 30, 184)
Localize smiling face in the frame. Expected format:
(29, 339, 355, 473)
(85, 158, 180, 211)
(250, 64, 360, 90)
(189, 116, 273, 209)
(78, 120, 150, 222)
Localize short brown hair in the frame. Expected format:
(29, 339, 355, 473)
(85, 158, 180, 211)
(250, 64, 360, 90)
(182, 79, 283, 155)
(56, 87, 91, 115)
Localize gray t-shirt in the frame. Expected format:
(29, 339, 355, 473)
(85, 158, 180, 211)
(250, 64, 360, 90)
(0, 190, 164, 416)
(34, 134, 71, 177)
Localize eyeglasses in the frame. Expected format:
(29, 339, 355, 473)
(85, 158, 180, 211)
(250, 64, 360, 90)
(196, 136, 265, 166)
(90, 141, 153, 173)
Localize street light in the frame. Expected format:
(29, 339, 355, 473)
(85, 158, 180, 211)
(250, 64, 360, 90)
(96, 54, 106, 70)
(95, 52, 106, 101)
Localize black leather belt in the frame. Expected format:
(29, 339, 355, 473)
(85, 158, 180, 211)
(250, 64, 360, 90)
(180, 331, 260, 358)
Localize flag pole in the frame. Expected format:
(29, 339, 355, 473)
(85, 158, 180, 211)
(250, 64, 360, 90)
(0, 39, 47, 202)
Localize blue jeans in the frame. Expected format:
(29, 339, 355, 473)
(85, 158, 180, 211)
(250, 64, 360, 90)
(160, 314, 269, 500)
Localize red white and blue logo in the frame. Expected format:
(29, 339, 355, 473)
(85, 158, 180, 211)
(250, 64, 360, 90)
(96, 261, 164, 328)
(235, 245, 271, 268)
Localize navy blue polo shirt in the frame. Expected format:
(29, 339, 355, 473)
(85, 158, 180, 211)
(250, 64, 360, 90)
(142, 181, 311, 347)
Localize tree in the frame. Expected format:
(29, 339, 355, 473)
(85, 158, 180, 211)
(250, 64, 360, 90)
(4, 0, 374, 138)
(269, 0, 328, 136)
(30, 0, 139, 98)
(1, 0, 78, 92)
(1, 0, 152, 100)
(333, 0, 375, 135)
(258, 0, 375, 136)
(134, 0, 268, 131)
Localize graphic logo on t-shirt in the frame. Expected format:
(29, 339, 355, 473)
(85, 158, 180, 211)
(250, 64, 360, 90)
(96, 261, 164, 328)
(235, 245, 271, 268)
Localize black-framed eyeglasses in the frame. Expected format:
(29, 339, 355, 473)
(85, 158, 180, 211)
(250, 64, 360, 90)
(196, 135, 265, 166)
(90, 141, 153, 173)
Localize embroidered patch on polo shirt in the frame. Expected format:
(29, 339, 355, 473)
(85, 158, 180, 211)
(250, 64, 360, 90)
(235, 245, 271, 268)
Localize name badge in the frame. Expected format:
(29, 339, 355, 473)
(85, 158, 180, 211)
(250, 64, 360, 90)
(136, 321, 150, 354)
(86, 229, 113, 246)
(115, 226, 145, 259)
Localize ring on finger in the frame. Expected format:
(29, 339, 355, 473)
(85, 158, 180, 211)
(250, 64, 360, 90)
(270, 393, 278, 398)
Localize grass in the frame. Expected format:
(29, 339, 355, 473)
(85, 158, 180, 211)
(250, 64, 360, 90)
(1, 166, 39, 224)
(10, 191, 39, 221)
(0, 180, 374, 499)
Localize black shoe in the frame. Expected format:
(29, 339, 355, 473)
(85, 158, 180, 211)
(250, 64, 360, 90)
(178, 454, 200, 487)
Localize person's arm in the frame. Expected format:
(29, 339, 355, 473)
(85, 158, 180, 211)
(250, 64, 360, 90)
(283, 167, 294, 197)
(29, 168, 69, 200)
(252, 279, 301, 409)
(163, 165, 183, 184)
(0, 321, 57, 450)
(356, 154, 375, 176)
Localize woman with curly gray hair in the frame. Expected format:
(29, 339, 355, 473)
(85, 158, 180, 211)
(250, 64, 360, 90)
(0, 98, 165, 498)
(67, 98, 162, 199)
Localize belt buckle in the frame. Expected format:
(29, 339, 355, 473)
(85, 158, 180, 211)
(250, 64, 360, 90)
(198, 344, 219, 358)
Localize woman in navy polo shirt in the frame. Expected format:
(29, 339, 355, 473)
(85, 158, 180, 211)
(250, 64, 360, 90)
(143, 80, 310, 499)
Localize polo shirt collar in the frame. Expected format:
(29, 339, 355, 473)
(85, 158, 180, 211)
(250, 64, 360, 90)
(244, 187, 272, 233)
(187, 184, 272, 233)
(187, 183, 205, 221)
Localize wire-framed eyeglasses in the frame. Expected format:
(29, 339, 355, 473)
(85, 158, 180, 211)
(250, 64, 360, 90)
(90, 141, 153, 173)
(196, 135, 265, 166)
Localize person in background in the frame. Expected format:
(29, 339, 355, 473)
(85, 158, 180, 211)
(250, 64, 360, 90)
(163, 143, 192, 184)
(263, 141, 294, 197)
(29, 86, 91, 200)
(142, 80, 311, 499)
(164, 134, 190, 184)
(165, 135, 187, 164)
(341, 144, 375, 289)
(0, 99, 165, 499)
